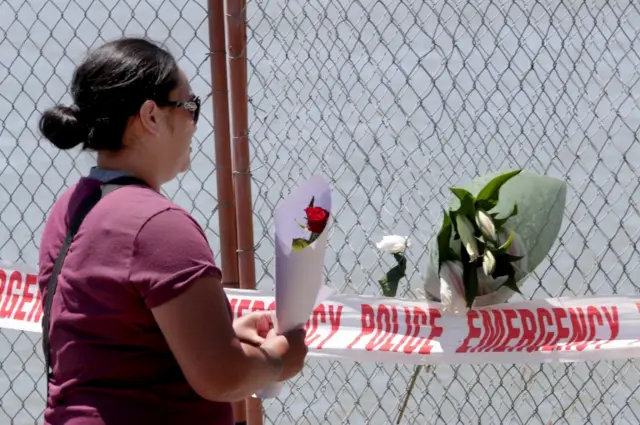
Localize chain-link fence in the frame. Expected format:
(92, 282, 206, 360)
(1, 0, 639, 423)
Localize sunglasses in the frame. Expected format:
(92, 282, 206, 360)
(159, 96, 201, 124)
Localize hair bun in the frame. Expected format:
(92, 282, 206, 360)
(38, 104, 88, 150)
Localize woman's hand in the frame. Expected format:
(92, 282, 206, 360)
(234, 311, 308, 382)
(234, 312, 308, 382)
(233, 311, 274, 346)
(261, 327, 308, 382)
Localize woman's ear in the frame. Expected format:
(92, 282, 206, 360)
(138, 100, 161, 135)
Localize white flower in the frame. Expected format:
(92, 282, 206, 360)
(455, 215, 479, 261)
(375, 235, 410, 254)
(474, 229, 530, 305)
(497, 228, 528, 273)
(475, 210, 497, 242)
(439, 261, 467, 315)
(482, 249, 496, 276)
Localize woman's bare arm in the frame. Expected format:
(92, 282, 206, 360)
(151, 274, 283, 402)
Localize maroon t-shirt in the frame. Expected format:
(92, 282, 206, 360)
(37, 176, 233, 425)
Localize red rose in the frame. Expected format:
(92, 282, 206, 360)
(304, 206, 330, 234)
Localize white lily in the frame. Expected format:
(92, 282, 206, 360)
(375, 235, 410, 254)
(482, 249, 496, 276)
(455, 215, 479, 261)
(475, 209, 497, 242)
(439, 261, 467, 315)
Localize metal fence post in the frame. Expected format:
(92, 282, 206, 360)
(224, 0, 263, 424)
(207, 0, 247, 422)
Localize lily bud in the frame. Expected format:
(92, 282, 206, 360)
(439, 261, 467, 315)
(455, 215, 479, 261)
(482, 249, 496, 276)
(475, 210, 497, 242)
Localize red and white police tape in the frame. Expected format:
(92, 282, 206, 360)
(1, 263, 640, 366)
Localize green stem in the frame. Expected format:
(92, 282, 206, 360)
(396, 365, 425, 424)
(308, 232, 320, 244)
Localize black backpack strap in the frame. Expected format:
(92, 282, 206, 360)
(42, 175, 149, 390)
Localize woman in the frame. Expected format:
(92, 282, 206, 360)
(36, 37, 308, 425)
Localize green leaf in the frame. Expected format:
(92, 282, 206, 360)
(393, 253, 408, 267)
(493, 230, 515, 255)
(490, 256, 513, 279)
(436, 211, 454, 267)
(499, 265, 522, 294)
(475, 169, 522, 210)
(308, 196, 315, 208)
(446, 248, 460, 262)
(475, 199, 498, 211)
(494, 202, 519, 228)
(379, 254, 407, 297)
(501, 253, 524, 263)
(378, 277, 394, 297)
(449, 188, 476, 216)
(449, 210, 458, 233)
(378, 259, 407, 297)
(292, 238, 309, 252)
(460, 247, 479, 308)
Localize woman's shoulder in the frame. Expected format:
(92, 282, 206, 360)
(97, 183, 197, 230)
(44, 177, 207, 250)
(46, 177, 184, 223)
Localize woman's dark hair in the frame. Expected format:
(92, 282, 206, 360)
(39, 37, 181, 151)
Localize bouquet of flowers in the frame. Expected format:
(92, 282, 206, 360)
(256, 175, 333, 398)
(375, 169, 567, 422)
